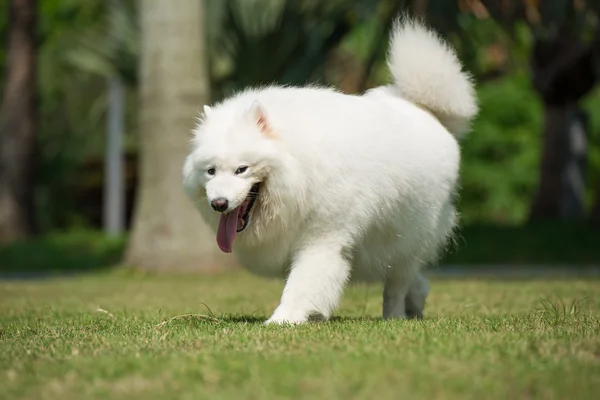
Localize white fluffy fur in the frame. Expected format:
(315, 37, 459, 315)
(388, 17, 477, 137)
(182, 18, 477, 324)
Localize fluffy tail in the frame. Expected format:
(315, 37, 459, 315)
(387, 17, 478, 138)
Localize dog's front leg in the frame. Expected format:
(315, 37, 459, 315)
(265, 242, 351, 325)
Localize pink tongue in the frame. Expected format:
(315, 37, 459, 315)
(216, 207, 241, 253)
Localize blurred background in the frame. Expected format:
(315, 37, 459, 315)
(0, 0, 599, 275)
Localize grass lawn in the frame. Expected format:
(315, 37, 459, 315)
(1, 271, 599, 399)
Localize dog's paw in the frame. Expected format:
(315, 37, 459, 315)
(264, 316, 306, 325)
(264, 306, 309, 325)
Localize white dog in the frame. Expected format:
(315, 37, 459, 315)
(183, 17, 477, 324)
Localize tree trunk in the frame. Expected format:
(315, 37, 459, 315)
(528, 27, 596, 223)
(125, 0, 237, 271)
(411, 0, 427, 18)
(529, 105, 589, 222)
(104, 76, 125, 236)
(103, 0, 126, 237)
(0, 0, 37, 245)
(529, 104, 570, 222)
(560, 109, 587, 220)
(591, 186, 600, 228)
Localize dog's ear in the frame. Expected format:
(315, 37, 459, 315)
(193, 105, 212, 133)
(249, 100, 276, 139)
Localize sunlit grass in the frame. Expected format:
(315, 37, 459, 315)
(1, 271, 599, 399)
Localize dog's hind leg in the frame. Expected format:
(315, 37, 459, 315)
(383, 265, 428, 319)
(404, 272, 430, 319)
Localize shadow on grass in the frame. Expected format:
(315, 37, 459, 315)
(222, 316, 267, 324)
(0, 230, 126, 278)
(153, 315, 398, 328)
(218, 316, 414, 324)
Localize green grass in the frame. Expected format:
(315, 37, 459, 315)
(1, 223, 599, 275)
(1, 271, 599, 399)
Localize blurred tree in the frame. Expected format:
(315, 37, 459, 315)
(459, 73, 542, 224)
(104, 0, 126, 237)
(64, 0, 138, 85)
(124, 0, 236, 271)
(354, 0, 404, 92)
(0, 0, 37, 244)
(14, 0, 140, 232)
(592, 180, 600, 226)
(56, 0, 137, 236)
(411, 0, 427, 18)
(480, 0, 600, 222)
(56, 0, 139, 231)
(6, 0, 596, 235)
(208, 0, 376, 99)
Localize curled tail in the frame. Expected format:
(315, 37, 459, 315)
(387, 17, 478, 138)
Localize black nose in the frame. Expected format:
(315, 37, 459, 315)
(210, 198, 229, 212)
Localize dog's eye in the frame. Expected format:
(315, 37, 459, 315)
(207, 167, 216, 176)
(235, 166, 249, 175)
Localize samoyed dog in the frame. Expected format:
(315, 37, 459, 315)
(182, 18, 477, 324)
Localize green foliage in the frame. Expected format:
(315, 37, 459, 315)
(460, 73, 542, 224)
(63, 0, 138, 85)
(582, 87, 600, 205)
(208, 0, 377, 99)
(5, 0, 139, 230)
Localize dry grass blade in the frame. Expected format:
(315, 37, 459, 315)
(96, 307, 115, 318)
(155, 313, 221, 329)
(198, 302, 217, 318)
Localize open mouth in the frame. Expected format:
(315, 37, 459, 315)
(236, 183, 261, 232)
(216, 183, 261, 253)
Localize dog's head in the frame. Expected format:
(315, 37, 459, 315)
(183, 100, 287, 253)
